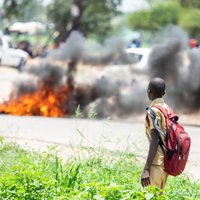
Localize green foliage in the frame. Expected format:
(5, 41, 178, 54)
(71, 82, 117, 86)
(3, 0, 27, 19)
(47, 0, 72, 31)
(81, 0, 121, 40)
(3, 0, 44, 22)
(127, 10, 151, 31)
(127, 2, 181, 31)
(127, 0, 200, 38)
(75, 104, 83, 118)
(178, 0, 200, 8)
(167, 175, 200, 200)
(47, 0, 122, 42)
(149, 2, 180, 30)
(75, 104, 98, 119)
(87, 104, 98, 119)
(179, 7, 200, 36)
(0, 141, 200, 199)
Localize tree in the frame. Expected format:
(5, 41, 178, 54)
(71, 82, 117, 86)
(179, 8, 200, 36)
(149, 2, 180, 30)
(126, 10, 151, 31)
(127, 2, 180, 32)
(3, 0, 25, 19)
(128, 0, 200, 41)
(145, 0, 200, 8)
(3, 0, 44, 22)
(47, 0, 72, 44)
(178, 0, 200, 8)
(177, 0, 200, 36)
(47, 0, 122, 43)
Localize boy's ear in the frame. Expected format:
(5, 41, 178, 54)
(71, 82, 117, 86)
(163, 91, 165, 96)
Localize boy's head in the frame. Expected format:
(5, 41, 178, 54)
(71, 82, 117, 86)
(147, 77, 165, 101)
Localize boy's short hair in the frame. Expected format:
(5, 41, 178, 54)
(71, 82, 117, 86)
(149, 77, 165, 97)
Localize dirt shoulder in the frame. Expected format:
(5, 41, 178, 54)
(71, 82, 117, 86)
(112, 111, 200, 127)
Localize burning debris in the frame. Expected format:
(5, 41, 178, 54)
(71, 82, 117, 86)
(0, 63, 71, 117)
(1, 27, 200, 119)
(0, 83, 69, 117)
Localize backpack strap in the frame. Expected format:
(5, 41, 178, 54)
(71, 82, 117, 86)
(147, 107, 165, 137)
(151, 104, 179, 148)
(147, 107, 166, 153)
(153, 104, 179, 122)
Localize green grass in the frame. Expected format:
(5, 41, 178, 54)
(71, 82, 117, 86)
(0, 139, 200, 199)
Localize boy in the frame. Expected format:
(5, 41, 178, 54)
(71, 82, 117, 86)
(141, 77, 169, 189)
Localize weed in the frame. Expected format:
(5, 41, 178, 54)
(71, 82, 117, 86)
(0, 141, 199, 199)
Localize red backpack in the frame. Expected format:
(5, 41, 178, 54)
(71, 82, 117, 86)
(147, 105, 191, 176)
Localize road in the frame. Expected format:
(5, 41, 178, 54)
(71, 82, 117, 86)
(0, 66, 200, 182)
(0, 115, 199, 181)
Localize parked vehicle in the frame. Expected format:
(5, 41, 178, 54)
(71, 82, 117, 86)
(0, 35, 29, 71)
(126, 48, 152, 70)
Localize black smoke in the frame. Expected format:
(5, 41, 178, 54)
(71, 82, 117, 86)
(12, 31, 142, 119)
(148, 25, 200, 112)
(149, 25, 188, 81)
(171, 49, 200, 111)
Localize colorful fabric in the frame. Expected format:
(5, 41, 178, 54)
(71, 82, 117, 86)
(145, 98, 169, 166)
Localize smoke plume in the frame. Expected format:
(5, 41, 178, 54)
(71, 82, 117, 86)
(170, 49, 200, 111)
(26, 62, 66, 87)
(149, 25, 188, 81)
(10, 26, 200, 118)
(48, 31, 85, 62)
(148, 25, 200, 112)
(48, 31, 136, 65)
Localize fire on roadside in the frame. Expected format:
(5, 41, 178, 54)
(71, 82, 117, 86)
(0, 83, 70, 117)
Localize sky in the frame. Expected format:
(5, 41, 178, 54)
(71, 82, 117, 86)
(119, 0, 149, 12)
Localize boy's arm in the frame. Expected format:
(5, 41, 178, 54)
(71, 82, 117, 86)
(141, 128, 160, 187)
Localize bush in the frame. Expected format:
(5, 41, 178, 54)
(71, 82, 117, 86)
(0, 141, 200, 199)
(127, 2, 181, 31)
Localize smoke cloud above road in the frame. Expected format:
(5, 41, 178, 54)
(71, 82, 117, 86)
(148, 25, 200, 112)
(149, 25, 188, 80)
(3, 27, 200, 119)
(48, 31, 135, 65)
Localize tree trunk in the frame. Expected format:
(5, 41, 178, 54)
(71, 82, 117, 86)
(56, 0, 85, 45)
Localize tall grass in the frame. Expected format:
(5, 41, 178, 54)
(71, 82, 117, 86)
(0, 138, 200, 200)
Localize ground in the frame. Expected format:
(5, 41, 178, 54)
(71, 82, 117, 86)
(0, 64, 200, 182)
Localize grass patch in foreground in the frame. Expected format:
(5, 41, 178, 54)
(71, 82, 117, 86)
(0, 141, 200, 200)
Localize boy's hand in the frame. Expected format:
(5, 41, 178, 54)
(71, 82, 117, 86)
(141, 169, 150, 187)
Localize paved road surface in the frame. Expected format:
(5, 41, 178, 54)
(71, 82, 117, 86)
(0, 115, 199, 182)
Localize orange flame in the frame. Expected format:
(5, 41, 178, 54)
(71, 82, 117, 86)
(0, 85, 70, 117)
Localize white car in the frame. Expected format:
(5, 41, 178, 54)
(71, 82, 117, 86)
(126, 48, 152, 70)
(0, 35, 29, 71)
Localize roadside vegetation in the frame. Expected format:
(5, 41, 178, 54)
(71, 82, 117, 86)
(127, 0, 200, 38)
(0, 136, 200, 200)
